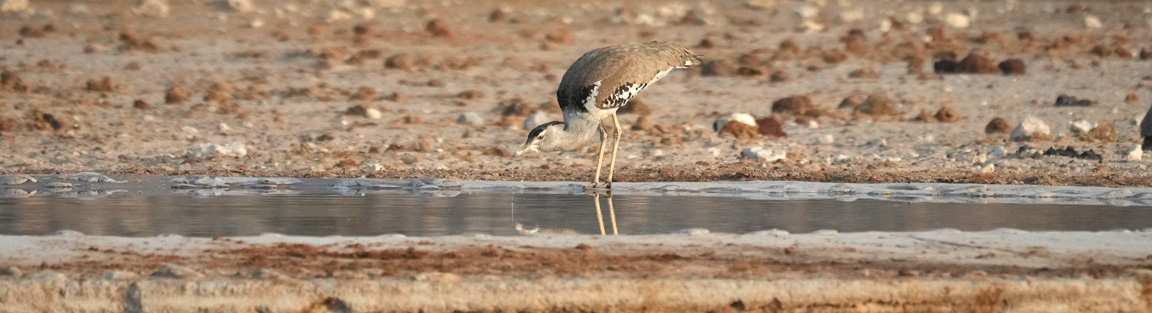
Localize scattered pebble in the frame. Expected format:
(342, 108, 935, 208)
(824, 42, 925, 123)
(0, 175, 36, 185)
(934, 106, 962, 123)
(86, 76, 117, 92)
(133, 0, 171, 18)
(426, 19, 454, 37)
(1085, 123, 1117, 142)
(1043, 146, 1102, 161)
(838, 95, 865, 109)
(414, 272, 462, 283)
(1069, 120, 1094, 135)
(1053, 94, 1093, 107)
(771, 95, 815, 115)
(719, 121, 760, 139)
(712, 113, 756, 132)
(1084, 15, 1102, 29)
(998, 59, 1026, 75)
(153, 265, 205, 279)
(631, 116, 652, 131)
(457, 112, 484, 126)
(1010, 116, 1051, 141)
(0, 0, 30, 13)
(945, 13, 970, 28)
(226, 0, 253, 13)
(187, 142, 248, 158)
(985, 117, 1012, 134)
(741, 147, 785, 162)
(855, 94, 898, 116)
(815, 134, 834, 144)
(978, 163, 995, 174)
(755, 117, 786, 138)
(1128, 145, 1143, 161)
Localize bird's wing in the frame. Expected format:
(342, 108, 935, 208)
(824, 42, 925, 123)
(558, 42, 701, 113)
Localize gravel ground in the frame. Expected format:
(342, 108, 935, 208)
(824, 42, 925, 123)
(2, 0, 1152, 188)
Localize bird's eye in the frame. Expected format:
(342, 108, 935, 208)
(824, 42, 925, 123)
(536, 135, 544, 140)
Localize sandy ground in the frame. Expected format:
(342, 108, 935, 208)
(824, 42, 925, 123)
(0, 231, 1150, 312)
(1, 0, 1152, 186)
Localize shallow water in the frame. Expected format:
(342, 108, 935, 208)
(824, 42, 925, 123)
(1, 175, 1151, 237)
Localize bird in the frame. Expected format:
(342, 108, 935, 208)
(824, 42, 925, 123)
(515, 41, 701, 189)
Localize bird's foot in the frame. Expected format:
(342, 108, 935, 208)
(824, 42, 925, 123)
(585, 181, 610, 190)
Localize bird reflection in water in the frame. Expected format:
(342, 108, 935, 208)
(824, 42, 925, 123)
(512, 191, 618, 236)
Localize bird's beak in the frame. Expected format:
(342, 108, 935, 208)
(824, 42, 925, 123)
(514, 144, 536, 157)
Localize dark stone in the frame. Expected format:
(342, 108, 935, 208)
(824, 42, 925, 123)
(771, 95, 815, 115)
(1042, 146, 1103, 161)
(1053, 94, 1093, 107)
(998, 59, 1026, 75)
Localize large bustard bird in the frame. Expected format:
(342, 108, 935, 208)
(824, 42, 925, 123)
(515, 41, 701, 189)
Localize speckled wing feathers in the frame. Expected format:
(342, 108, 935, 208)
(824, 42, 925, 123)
(557, 41, 701, 114)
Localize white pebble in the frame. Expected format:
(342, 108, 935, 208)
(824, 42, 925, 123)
(133, 0, 170, 18)
(1084, 15, 1102, 29)
(365, 108, 383, 119)
(990, 146, 1006, 158)
(1129, 145, 1143, 161)
(906, 11, 924, 24)
(807, 120, 819, 129)
(945, 13, 969, 28)
(457, 112, 484, 126)
(833, 154, 852, 164)
(1010, 116, 1050, 141)
(978, 163, 995, 174)
(1069, 120, 1094, 135)
(0, 0, 30, 13)
(217, 123, 231, 132)
(227, 0, 253, 13)
(794, 5, 819, 19)
(817, 134, 835, 145)
(741, 147, 786, 162)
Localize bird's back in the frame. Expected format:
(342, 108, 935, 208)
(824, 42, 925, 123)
(556, 41, 701, 116)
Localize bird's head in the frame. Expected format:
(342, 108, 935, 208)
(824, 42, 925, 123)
(515, 121, 566, 157)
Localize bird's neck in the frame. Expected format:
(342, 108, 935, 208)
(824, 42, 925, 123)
(553, 112, 603, 149)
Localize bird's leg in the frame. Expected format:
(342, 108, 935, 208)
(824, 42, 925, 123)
(605, 113, 624, 189)
(606, 192, 618, 235)
(588, 121, 609, 190)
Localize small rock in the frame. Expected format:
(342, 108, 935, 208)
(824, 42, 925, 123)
(415, 272, 462, 283)
(253, 268, 290, 280)
(855, 94, 897, 116)
(848, 67, 880, 79)
(631, 116, 652, 131)
(771, 95, 815, 115)
(817, 134, 834, 145)
(522, 112, 550, 130)
(985, 117, 1012, 134)
(719, 121, 760, 139)
(133, 0, 170, 18)
(457, 89, 484, 100)
(978, 163, 995, 174)
(1010, 116, 1051, 141)
(0, 175, 36, 185)
(103, 270, 141, 281)
(457, 112, 484, 126)
(934, 106, 962, 122)
(164, 85, 189, 104)
(957, 53, 999, 74)
(1053, 94, 1093, 107)
(712, 113, 757, 132)
(226, 0, 253, 13)
(755, 117, 786, 138)
(86, 77, 116, 92)
(0, 0, 30, 13)
(1126, 93, 1140, 104)
(153, 265, 205, 279)
(426, 19, 454, 37)
(1085, 123, 1117, 142)
(1069, 120, 1094, 134)
(838, 94, 866, 109)
(741, 147, 785, 162)
(1129, 145, 1143, 161)
(833, 154, 852, 163)
(0, 266, 22, 277)
(945, 13, 970, 28)
(998, 59, 1026, 75)
(990, 146, 1006, 158)
(1084, 15, 1102, 29)
(365, 108, 383, 119)
(912, 110, 936, 123)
